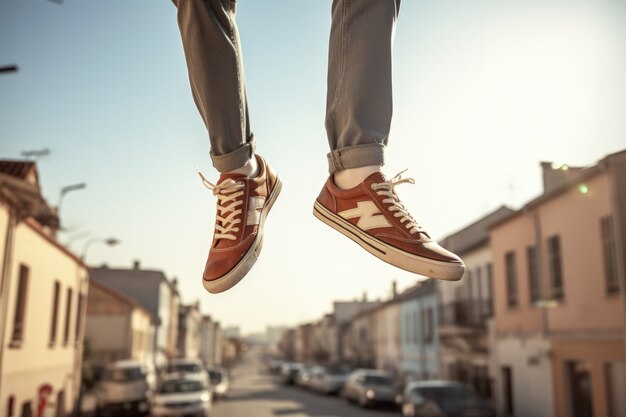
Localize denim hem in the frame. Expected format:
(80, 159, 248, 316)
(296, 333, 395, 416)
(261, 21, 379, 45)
(327, 143, 385, 174)
(210, 134, 256, 172)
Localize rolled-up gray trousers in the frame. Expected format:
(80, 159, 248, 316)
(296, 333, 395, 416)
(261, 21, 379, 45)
(173, 0, 400, 173)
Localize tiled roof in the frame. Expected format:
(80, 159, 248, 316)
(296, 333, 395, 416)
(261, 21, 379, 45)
(0, 160, 37, 181)
(440, 206, 516, 255)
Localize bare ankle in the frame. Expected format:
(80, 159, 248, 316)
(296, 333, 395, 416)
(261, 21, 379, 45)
(333, 165, 382, 190)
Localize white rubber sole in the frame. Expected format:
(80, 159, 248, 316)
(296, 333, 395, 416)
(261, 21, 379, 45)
(202, 178, 283, 294)
(313, 201, 465, 281)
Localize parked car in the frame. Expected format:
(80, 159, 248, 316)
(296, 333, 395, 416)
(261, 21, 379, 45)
(266, 358, 284, 375)
(207, 367, 230, 399)
(401, 381, 496, 417)
(307, 367, 328, 393)
(95, 360, 153, 416)
(317, 367, 350, 395)
(152, 376, 212, 417)
(165, 358, 209, 384)
(342, 369, 399, 408)
(296, 365, 314, 388)
(280, 362, 305, 385)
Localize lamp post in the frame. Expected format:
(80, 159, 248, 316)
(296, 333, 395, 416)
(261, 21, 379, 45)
(58, 183, 87, 213)
(0, 65, 18, 74)
(81, 237, 120, 261)
(66, 231, 91, 249)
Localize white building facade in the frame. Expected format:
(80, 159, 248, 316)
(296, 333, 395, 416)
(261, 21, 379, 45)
(0, 161, 89, 417)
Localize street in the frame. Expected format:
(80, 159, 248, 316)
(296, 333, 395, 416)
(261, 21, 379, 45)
(213, 349, 396, 417)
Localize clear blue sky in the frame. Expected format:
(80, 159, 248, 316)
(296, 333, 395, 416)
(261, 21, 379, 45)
(2, 0, 625, 333)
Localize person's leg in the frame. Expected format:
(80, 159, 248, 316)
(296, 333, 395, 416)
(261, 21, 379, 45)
(315, 0, 465, 281)
(325, 0, 401, 188)
(173, 0, 280, 294)
(174, 0, 255, 174)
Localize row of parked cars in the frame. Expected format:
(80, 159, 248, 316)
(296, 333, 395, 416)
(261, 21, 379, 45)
(268, 359, 496, 417)
(95, 358, 230, 417)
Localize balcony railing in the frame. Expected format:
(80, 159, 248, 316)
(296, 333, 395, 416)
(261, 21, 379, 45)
(439, 300, 492, 328)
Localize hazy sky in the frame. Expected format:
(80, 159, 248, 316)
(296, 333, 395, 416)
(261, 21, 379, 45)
(1, 0, 625, 333)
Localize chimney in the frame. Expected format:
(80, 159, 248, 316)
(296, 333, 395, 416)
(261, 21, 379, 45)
(133, 260, 141, 270)
(392, 281, 398, 299)
(541, 161, 586, 194)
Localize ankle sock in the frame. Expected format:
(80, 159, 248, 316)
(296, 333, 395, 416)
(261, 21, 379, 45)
(334, 165, 382, 190)
(224, 156, 259, 178)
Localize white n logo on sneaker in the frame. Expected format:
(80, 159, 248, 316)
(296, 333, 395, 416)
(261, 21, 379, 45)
(339, 201, 391, 231)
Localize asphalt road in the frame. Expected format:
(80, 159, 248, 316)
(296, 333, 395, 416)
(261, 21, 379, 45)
(213, 349, 398, 417)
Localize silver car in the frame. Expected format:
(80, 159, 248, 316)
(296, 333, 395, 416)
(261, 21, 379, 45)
(207, 368, 230, 399)
(342, 369, 399, 408)
(152, 377, 212, 417)
(95, 360, 152, 416)
(401, 381, 496, 417)
(318, 368, 349, 395)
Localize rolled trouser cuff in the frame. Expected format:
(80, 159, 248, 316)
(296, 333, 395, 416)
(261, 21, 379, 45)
(210, 135, 256, 172)
(327, 143, 385, 174)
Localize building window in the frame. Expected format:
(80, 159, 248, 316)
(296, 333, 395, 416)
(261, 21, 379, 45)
(413, 311, 419, 344)
(11, 264, 29, 346)
(75, 293, 84, 341)
(502, 366, 514, 417)
(601, 216, 620, 294)
(505, 252, 518, 308)
(547, 235, 564, 300)
(567, 360, 594, 417)
(20, 401, 32, 417)
(527, 246, 541, 304)
(486, 263, 493, 317)
(605, 361, 626, 417)
(7, 396, 15, 417)
(474, 267, 483, 322)
(63, 288, 73, 345)
(404, 313, 410, 343)
(422, 307, 433, 343)
(49, 281, 60, 346)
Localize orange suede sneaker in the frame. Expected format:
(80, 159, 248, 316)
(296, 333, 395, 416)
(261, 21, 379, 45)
(198, 155, 281, 293)
(313, 171, 464, 280)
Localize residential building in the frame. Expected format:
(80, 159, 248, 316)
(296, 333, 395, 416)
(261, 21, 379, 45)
(344, 307, 377, 368)
(400, 279, 440, 382)
(91, 262, 180, 368)
(199, 315, 222, 368)
(84, 279, 153, 369)
(279, 328, 296, 361)
(438, 206, 515, 399)
(265, 325, 289, 352)
(312, 314, 336, 363)
(177, 302, 202, 359)
(0, 160, 89, 417)
(223, 326, 240, 338)
(295, 323, 314, 363)
(332, 299, 381, 364)
(490, 151, 626, 417)
(372, 283, 402, 376)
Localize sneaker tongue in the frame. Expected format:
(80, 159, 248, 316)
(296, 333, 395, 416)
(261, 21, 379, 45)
(218, 172, 247, 184)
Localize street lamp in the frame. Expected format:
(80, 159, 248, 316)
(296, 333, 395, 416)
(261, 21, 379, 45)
(82, 237, 120, 261)
(0, 65, 18, 74)
(66, 231, 91, 248)
(58, 182, 86, 212)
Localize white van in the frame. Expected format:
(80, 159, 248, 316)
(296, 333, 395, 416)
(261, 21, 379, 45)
(95, 360, 154, 416)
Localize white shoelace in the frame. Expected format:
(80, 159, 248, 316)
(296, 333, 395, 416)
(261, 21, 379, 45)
(371, 170, 425, 235)
(196, 169, 245, 241)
